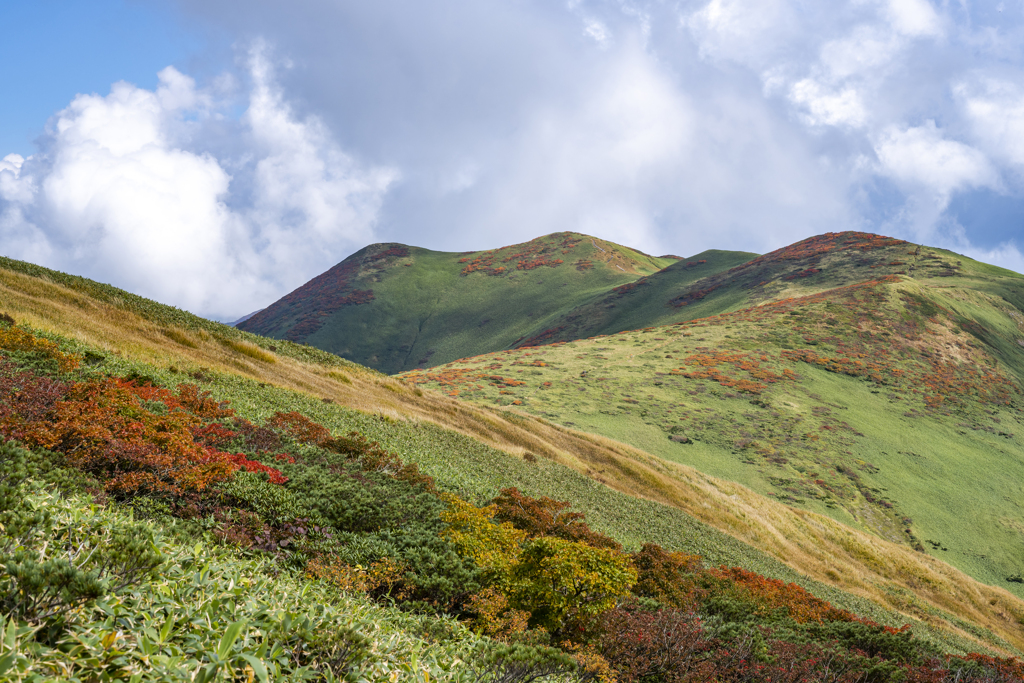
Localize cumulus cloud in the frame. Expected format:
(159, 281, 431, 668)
(684, 0, 803, 67)
(789, 79, 867, 128)
(882, 0, 943, 38)
(956, 76, 1024, 170)
(0, 49, 395, 319)
(874, 121, 999, 198)
(9, 0, 1024, 319)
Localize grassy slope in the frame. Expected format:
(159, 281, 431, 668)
(4, 481, 498, 681)
(513, 249, 759, 345)
(2, 253, 1024, 655)
(403, 234, 1024, 628)
(238, 233, 697, 374)
(517, 233, 924, 345)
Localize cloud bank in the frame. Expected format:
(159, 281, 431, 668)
(0, 45, 395, 319)
(6, 0, 1024, 317)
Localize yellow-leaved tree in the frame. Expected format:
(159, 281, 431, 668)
(511, 536, 637, 634)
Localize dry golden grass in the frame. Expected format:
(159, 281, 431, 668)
(225, 338, 277, 363)
(1, 265, 1022, 652)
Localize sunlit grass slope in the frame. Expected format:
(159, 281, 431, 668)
(403, 233, 1024, 638)
(4, 252, 1024, 655)
(236, 233, 709, 374)
(514, 232, 923, 345)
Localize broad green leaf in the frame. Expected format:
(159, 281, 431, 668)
(217, 620, 247, 660)
(240, 654, 269, 682)
(0, 651, 17, 677)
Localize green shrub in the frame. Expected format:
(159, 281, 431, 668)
(511, 536, 637, 634)
(285, 460, 443, 535)
(217, 471, 319, 527)
(0, 442, 164, 622)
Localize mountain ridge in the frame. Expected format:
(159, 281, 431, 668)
(237, 232, 755, 373)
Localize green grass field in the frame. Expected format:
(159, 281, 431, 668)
(5, 233, 1024, 662)
(403, 237, 1024, 604)
(238, 233, 747, 374)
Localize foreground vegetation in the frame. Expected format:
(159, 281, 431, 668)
(2, 321, 1024, 681)
(2, 244, 1024, 675)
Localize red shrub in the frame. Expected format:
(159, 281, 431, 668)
(491, 487, 621, 551)
(631, 543, 705, 610)
(267, 411, 331, 446)
(598, 605, 712, 683)
(11, 376, 238, 495)
(225, 452, 288, 484)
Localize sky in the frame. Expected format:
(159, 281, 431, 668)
(2, 0, 1024, 320)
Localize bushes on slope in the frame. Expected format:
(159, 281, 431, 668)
(1, 323, 1023, 682)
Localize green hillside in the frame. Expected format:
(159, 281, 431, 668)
(4, 242, 1024, 679)
(403, 232, 1024, 607)
(237, 233, 737, 374)
(514, 233, 915, 345)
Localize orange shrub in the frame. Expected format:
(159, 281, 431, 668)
(0, 325, 80, 372)
(15, 378, 238, 495)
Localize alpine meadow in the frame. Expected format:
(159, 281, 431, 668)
(4, 230, 1024, 682)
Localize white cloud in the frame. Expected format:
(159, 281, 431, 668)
(242, 43, 398, 276)
(583, 19, 612, 47)
(0, 154, 33, 204)
(956, 77, 1024, 169)
(882, 0, 943, 38)
(483, 45, 695, 252)
(819, 26, 901, 80)
(0, 53, 395, 320)
(874, 121, 999, 198)
(475, 39, 853, 255)
(790, 79, 868, 127)
(685, 0, 800, 67)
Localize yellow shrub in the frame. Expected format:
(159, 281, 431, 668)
(305, 556, 409, 600)
(439, 493, 526, 577)
(0, 326, 79, 371)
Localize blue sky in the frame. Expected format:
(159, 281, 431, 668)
(2, 0, 1024, 319)
(0, 1, 210, 157)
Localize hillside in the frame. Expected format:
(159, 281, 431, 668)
(515, 233, 912, 345)
(3, 249, 1024, 678)
(403, 233, 1024, 607)
(236, 233, 734, 374)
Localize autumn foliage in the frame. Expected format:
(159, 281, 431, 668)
(491, 487, 622, 551)
(0, 324, 80, 372)
(3, 376, 241, 495)
(239, 244, 409, 341)
(458, 233, 582, 276)
(2, 323, 1023, 681)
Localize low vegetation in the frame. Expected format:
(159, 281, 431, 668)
(2, 321, 1023, 680)
(3, 231, 1024, 679)
(403, 235, 1024, 606)
(237, 233, 687, 373)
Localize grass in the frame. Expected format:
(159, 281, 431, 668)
(3, 480, 510, 681)
(3, 243, 1024, 656)
(400, 238, 1024, 653)
(238, 233, 710, 374)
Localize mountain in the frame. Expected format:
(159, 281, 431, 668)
(401, 231, 1024, 608)
(514, 232, 916, 345)
(237, 232, 754, 374)
(226, 309, 263, 326)
(3, 244, 1024, 676)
